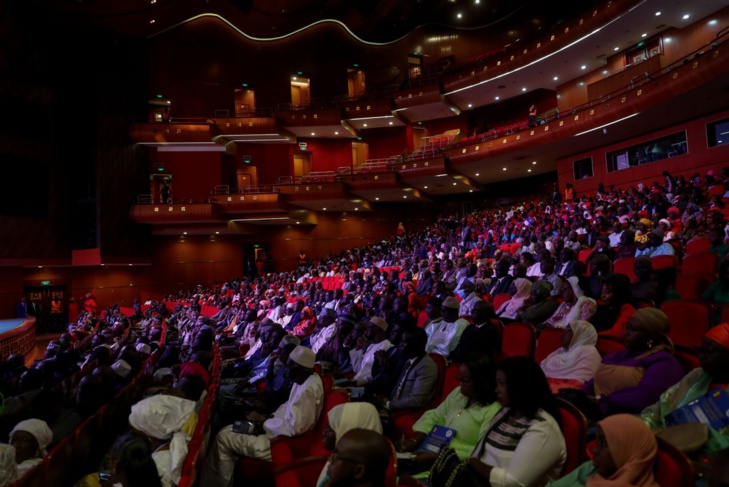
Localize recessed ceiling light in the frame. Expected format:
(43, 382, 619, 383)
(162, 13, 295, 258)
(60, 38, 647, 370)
(215, 231, 219, 234)
(521, 87, 527, 92)
(532, 161, 537, 164)
(151, 0, 156, 3)
(709, 19, 718, 25)
(578, 82, 585, 86)
(683, 14, 690, 20)
(456, 12, 462, 19)
(655, 11, 661, 16)
(334, 131, 339, 135)
(614, 47, 620, 51)
(363, 123, 368, 127)
(292, 76, 297, 81)
(475, 173, 479, 176)
(553, 76, 558, 81)
(581, 65, 587, 70)
(311, 132, 315, 136)
(528, 169, 532, 172)
(641, 33, 647, 37)
(403, 195, 408, 199)
(602, 70, 609, 75)
(424, 185, 428, 189)
(502, 167, 507, 171)
(388, 121, 393, 125)
(469, 190, 473, 193)
(375, 197, 379, 201)
(467, 103, 473, 108)
(354, 208, 358, 211)
(296, 221, 300, 224)
(150, 19, 156, 24)
(183, 232, 187, 235)
(665, 37, 672, 43)
(475, 0, 480, 3)
(494, 96, 499, 100)
(129, 264, 133, 266)
(322, 207, 326, 210)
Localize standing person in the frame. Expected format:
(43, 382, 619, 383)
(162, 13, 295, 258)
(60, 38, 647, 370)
(16, 297, 29, 319)
(83, 293, 98, 315)
(528, 104, 537, 128)
(564, 183, 576, 202)
(50, 296, 63, 331)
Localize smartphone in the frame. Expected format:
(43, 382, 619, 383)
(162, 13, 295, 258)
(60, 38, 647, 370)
(232, 420, 261, 435)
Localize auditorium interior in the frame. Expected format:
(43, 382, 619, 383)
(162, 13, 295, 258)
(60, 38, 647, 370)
(1, 0, 729, 324)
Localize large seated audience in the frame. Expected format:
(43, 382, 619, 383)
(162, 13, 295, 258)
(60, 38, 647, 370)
(3, 168, 729, 486)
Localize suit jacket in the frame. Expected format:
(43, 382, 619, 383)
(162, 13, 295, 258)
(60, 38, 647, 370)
(388, 354, 438, 411)
(488, 275, 514, 296)
(557, 260, 581, 278)
(448, 321, 500, 363)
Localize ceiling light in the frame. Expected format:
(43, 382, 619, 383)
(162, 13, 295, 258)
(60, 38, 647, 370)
(614, 47, 620, 51)
(709, 19, 718, 25)
(354, 208, 358, 211)
(664, 37, 672, 43)
(375, 197, 379, 201)
(296, 221, 300, 224)
(292, 76, 297, 81)
(215, 231, 219, 234)
(389, 121, 393, 125)
(641, 33, 647, 38)
(453, 182, 457, 186)
(403, 195, 408, 199)
(129, 264, 133, 266)
(475, 173, 479, 176)
(502, 167, 507, 171)
(467, 103, 473, 108)
(150, 0, 156, 3)
(424, 185, 428, 189)
(363, 123, 368, 127)
(553, 76, 558, 81)
(311, 132, 315, 136)
(475, 0, 480, 3)
(183, 232, 187, 235)
(683, 14, 690, 20)
(532, 161, 537, 164)
(602, 70, 609, 75)
(655, 11, 661, 16)
(334, 131, 339, 135)
(528, 169, 532, 172)
(494, 96, 499, 100)
(581, 65, 586, 70)
(456, 13, 462, 19)
(150, 19, 156, 24)
(521, 87, 527, 92)
(469, 190, 473, 193)
(322, 207, 326, 210)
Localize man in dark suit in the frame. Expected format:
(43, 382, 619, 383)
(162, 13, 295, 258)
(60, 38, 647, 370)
(16, 297, 29, 319)
(449, 301, 500, 363)
(376, 327, 437, 413)
(557, 248, 581, 278)
(487, 259, 514, 296)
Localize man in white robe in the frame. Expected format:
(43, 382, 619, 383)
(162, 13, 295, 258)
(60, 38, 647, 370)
(351, 317, 392, 386)
(425, 296, 467, 357)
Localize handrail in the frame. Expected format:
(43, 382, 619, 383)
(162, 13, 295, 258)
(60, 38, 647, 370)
(138, 194, 154, 204)
(212, 185, 230, 195)
(237, 185, 279, 194)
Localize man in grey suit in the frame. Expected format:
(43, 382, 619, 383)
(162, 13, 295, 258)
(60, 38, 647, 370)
(377, 327, 438, 412)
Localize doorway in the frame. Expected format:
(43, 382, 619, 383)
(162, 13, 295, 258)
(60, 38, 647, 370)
(151, 174, 172, 204)
(291, 76, 310, 108)
(235, 88, 256, 116)
(293, 152, 312, 178)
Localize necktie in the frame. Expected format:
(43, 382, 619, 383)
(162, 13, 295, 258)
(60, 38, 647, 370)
(393, 358, 417, 400)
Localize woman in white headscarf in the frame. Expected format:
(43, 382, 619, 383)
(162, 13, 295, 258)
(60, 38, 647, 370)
(0, 444, 17, 486)
(8, 418, 53, 479)
(542, 276, 597, 329)
(495, 278, 532, 321)
(541, 321, 601, 393)
(316, 402, 383, 487)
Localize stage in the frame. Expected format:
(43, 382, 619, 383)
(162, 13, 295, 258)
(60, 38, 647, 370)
(0, 317, 36, 359)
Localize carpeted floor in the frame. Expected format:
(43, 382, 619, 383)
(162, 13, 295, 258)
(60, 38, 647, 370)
(27, 332, 61, 366)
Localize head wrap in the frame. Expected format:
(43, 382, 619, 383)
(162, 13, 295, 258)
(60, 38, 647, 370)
(630, 308, 673, 350)
(129, 395, 196, 440)
(587, 414, 659, 487)
(368, 317, 389, 331)
(289, 345, 316, 368)
(532, 280, 553, 299)
(705, 323, 729, 350)
(540, 321, 600, 383)
(566, 276, 584, 299)
(135, 343, 151, 355)
(639, 218, 654, 228)
(327, 403, 383, 443)
(111, 359, 132, 378)
(10, 419, 53, 456)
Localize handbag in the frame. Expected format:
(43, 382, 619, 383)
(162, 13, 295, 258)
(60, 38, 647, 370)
(428, 448, 481, 487)
(655, 423, 709, 455)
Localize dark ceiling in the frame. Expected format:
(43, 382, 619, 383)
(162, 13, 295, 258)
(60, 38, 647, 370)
(46, 0, 592, 49)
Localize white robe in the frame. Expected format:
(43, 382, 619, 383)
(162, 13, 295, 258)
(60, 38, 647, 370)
(426, 319, 468, 357)
(352, 339, 393, 386)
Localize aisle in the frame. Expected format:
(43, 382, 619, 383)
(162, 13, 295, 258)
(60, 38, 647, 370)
(26, 331, 60, 366)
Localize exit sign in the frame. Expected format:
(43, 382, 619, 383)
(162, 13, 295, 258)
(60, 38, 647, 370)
(41, 281, 51, 286)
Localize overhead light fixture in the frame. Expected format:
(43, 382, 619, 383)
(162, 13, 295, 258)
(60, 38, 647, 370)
(709, 19, 718, 25)
(389, 121, 393, 125)
(502, 167, 507, 171)
(403, 195, 408, 199)
(334, 131, 339, 135)
(682, 14, 690, 20)
(467, 103, 473, 108)
(354, 207, 358, 211)
(311, 132, 315, 136)
(522, 87, 527, 92)
(150, 19, 156, 24)
(475, 173, 479, 176)
(532, 161, 537, 164)
(642, 33, 647, 37)
(655, 11, 661, 16)
(322, 207, 327, 210)
(469, 190, 473, 193)
(553, 76, 559, 81)
(528, 169, 532, 172)
(363, 123, 368, 127)
(581, 65, 586, 69)
(183, 232, 187, 235)
(296, 221, 300, 224)
(614, 47, 620, 51)
(456, 12, 462, 19)
(494, 96, 500, 100)
(292, 76, 297, 81)
(424, 185, 428, 189)
(602, 70, 609, 75)
(375, 197, 379, 201)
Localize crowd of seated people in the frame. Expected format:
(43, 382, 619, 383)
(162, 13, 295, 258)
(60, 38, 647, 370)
(4, 167, 729, 486)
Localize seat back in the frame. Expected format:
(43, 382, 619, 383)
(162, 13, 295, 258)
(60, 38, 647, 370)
(685, 237, 710, 255)
(675, 272, 716, 300)
(578, 249, 592, 263)
(555, 398, 588, 475)
(595, 335, 626, 358)
(673, 345, 700, 374)
(681, 252, 720, 275)
(660, 300, 712, 348)
(428, 352, 448, 408)
(492, 293, 512, 312)
(654, 437, 696, 487)
(651, 255, 678, 271)
(613, 257, 637, 283)
(416, 310, 428, 328)
(534, 327, 564, 364)
(441, 362, 462, 402)
(501, 323, 536, 359)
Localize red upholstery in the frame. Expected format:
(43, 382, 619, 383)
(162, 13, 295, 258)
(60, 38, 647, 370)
(651, 254, 678, 270)
(595, 335, 626, 358)
(492, 293, 512, 312)
(442, 362, 462, 401)
(660, 300, 712, 348)
(501, 323, 536, 359)
(673, 345, 700, 374)
(43, 438, 74, 487)
(578, 249, 592, 263)
(534, 328, 564, 364)
(613, 257, 637, 283)
(681, 252, 720, 275)
(685, 237, 711, 255)
(416, 310, 428, 328)
(555, 398, 587, 475)
(674, 272, 716, 300)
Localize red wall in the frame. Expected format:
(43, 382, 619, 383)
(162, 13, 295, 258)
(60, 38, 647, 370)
(234, 143, 293, 186)
(558, 108, 729, 194)
(156, 151, 226, 200)
(364, 127, 408, 159)
(296, 138, 353, 172)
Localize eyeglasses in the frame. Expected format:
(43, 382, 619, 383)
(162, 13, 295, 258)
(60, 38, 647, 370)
(330, 452, 361, 465)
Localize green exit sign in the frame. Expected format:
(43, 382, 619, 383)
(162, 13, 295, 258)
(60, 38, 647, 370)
(41, 281, 51, 286)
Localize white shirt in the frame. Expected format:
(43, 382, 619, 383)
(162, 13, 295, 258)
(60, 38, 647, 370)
(425, 318, 468, 357)
(459, 292, 483, 318)
(352, 339, 393, 385)
(264, 373, 324, 438)
(310, 324, 336, 354)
